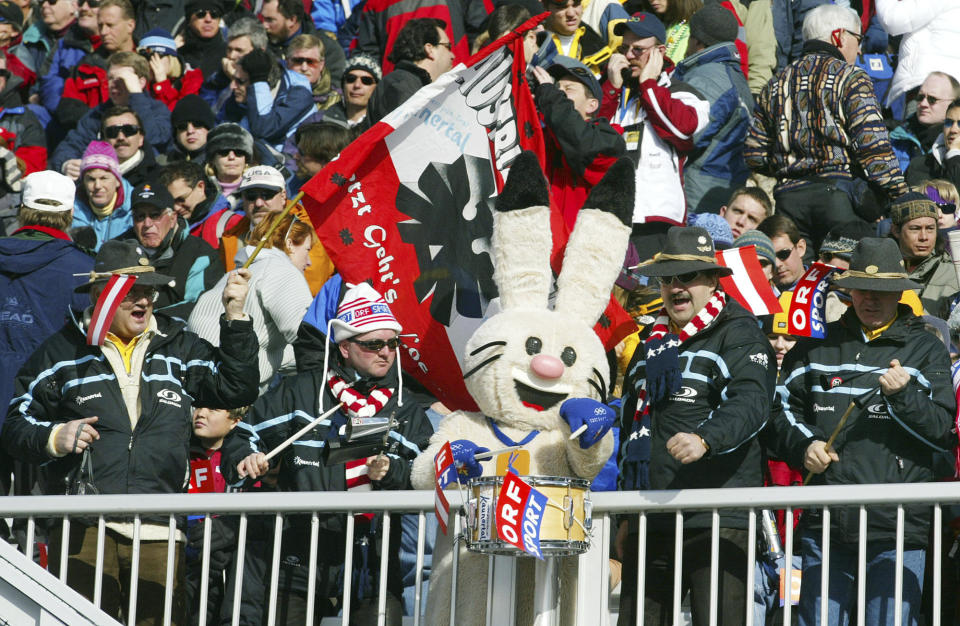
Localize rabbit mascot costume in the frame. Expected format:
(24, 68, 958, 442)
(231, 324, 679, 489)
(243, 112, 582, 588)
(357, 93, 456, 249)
(411, 151, 635, 625)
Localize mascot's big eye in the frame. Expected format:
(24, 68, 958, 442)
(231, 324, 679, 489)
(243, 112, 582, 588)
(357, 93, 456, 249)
(561, 346, 577, 366)
(525, 337, 543, 355)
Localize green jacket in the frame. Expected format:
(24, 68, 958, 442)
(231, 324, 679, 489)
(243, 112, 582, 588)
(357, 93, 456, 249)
(908, 250, 959, 319)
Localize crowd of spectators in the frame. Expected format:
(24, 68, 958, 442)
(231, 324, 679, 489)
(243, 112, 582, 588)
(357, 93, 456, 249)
(2, 0, 960, 623)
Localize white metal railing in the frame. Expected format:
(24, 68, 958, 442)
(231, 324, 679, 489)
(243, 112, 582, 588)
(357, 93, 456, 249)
(2, 482, 960, 625)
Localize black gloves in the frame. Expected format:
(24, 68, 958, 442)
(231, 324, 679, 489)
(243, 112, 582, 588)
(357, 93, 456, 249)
(240, 49, 274, 85)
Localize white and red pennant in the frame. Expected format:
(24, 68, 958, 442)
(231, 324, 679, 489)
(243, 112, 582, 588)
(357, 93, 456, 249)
(86, 274, 136, 346)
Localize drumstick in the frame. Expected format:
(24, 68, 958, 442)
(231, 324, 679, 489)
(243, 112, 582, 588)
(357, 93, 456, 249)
(242, 191, 304, 269)
(569, 425, 588, 440)
(264, 402, 344, 462)
(802, 385, 881, 485)
(474, 445, 522, 460)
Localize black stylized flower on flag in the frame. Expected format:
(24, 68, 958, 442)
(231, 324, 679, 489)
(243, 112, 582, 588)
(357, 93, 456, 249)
(396, 154, 498, 325)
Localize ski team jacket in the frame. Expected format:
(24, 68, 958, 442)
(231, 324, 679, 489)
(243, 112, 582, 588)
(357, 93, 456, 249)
(771, 304, 955, 547)
(619, 299, 777, 530)
(1, 314, 259, 498)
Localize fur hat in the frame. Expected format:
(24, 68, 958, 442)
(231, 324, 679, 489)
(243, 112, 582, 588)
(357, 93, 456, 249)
(890, 191, 939, 226)
(687, 212, 734, 249)
(81, 141, 122, 183)
(185, 0, 221, 16)
(689, 3, 738, 48)
(205, 123, 254, 160)
(343, 53, 382, 82)
(329, 283, 402, 343)
(635, 226, 734, 277)
(137, 28, 178, 56)
(831, 237, 923, 292)
(171, 94, 216, 130)
(734, 229, 776, 266)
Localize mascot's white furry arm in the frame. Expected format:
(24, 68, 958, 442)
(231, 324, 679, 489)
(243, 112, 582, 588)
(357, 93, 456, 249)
(410, 151, 635, 625)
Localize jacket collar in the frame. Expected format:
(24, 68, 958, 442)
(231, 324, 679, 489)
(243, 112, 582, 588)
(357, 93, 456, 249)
(801, 39, 847, 64)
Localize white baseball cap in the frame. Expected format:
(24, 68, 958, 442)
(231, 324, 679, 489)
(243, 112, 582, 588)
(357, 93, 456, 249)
(22, 170, 75, 212)
(237, 165, 285, 194)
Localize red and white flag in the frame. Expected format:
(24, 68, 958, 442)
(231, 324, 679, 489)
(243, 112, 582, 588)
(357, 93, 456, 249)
(434, 441, 456, 534)
(716, 245, 782, 316)
(86, 274, 136, 346)
(300, 15, 635, 410)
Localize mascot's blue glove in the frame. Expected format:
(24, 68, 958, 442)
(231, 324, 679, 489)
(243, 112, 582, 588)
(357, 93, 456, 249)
(560, 398, 615, 449)
(449, 440, 490, 484)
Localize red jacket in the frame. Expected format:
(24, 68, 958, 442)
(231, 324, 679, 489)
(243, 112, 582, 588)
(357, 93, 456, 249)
(149, 68, 205, 111)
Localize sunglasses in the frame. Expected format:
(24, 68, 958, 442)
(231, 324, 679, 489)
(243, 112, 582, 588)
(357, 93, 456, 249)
(944, 119, 960, 129)
(104, 124, 141, 139)
(216, 149, 244, 158)
(349, 337, 401, 352)
(289, 56, 320, 68)
(775, 247, 795, 261)
(937, 201, 957, 214)
(175, 121, 209, 133)
(917, 92, 950, 106)
(242, 188, 280, 202)
(344, 72, 376, 86)
(133, 209, 171, 222)
(660, 271, 704, 286)
(618, 43, 656, 57)
(191, 8, 221, 19)
(80, 0, 100, 6)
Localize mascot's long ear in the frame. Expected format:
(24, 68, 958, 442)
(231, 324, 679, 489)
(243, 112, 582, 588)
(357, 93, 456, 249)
(555, 157, 634, 326)
(492, 151, 552, 311)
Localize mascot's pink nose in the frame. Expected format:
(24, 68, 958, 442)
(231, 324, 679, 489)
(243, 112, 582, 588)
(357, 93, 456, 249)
(530, 354, 564, 379)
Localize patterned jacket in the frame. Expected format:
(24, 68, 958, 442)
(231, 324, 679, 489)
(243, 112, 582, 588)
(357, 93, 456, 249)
(744, 40, 907, 200)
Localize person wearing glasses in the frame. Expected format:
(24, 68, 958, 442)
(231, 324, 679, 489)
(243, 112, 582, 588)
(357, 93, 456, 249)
(119, 180, 225, 320)
(888, 192, 960, 319)
(159, 160, 240, 248)
(100, 105, 162, 187)
(51, 51, 172, 177)
(618, 225, 776, 624)
(906, 98, 960, 196)
(261, 0, 346, 82)
(338, 53, 380, 126)
(890, 72, 960, 173)
(1, 239, 259, 625)
(757, 213, 808, 290)
(220, 281, 433, 625)
(366, 17, 454, 126)
(745, 4, 907, 259)
(285, 33, 342, 113)
(177, 0, 226, 85)
(602, 12, 709, 260)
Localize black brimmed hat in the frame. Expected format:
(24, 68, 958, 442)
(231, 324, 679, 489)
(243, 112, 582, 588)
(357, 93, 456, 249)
(634, 226, 733, 277)
(831, 237, 922, 292)
(75, 240, 176, 293)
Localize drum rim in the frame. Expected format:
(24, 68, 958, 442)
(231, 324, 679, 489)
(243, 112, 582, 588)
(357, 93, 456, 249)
(468, 475, 592, 489)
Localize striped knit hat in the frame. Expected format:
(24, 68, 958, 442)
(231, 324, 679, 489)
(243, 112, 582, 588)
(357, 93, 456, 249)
(890, 191, 938, 225)
(734, 229, 776, 266)
(81, 141, 122, 183)
(329, 282, 402, 342)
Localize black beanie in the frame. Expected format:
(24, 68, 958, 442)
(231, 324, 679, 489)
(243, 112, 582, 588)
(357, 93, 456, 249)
(185, 0, 222, 16)
(689, 3, 738, 48)
(171, 94, 216, 129)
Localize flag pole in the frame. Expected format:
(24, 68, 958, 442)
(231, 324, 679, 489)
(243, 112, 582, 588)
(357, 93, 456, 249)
(242, 191, 304, 269)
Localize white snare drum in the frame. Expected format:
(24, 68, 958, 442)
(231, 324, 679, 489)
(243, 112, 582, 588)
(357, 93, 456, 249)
(463, 475, 593, 556)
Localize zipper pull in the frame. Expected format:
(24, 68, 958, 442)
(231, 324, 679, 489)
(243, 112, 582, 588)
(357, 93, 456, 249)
(896, 456, 904, 472)
(129, 435, 134, 451)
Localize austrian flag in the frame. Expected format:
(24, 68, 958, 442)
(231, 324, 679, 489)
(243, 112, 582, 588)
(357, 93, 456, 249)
(715, 245, 781, 316)
(86, 274, 136, 346)
(434, 441, 456, 534)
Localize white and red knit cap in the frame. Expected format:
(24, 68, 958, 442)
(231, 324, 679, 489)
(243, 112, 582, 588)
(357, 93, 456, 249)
(329, 282, 402, 343)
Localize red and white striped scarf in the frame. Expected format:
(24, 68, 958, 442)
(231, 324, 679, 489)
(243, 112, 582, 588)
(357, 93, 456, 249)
(326, 373, 394, 419)
(637, 290, 727, 414)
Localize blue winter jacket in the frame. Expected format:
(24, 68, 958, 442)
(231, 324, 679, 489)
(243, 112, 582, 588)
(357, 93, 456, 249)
(219, 68, 314, 152)
(0, 229, 93, 423)
(73, 178, 135, 251)
(673, 41, 755, 213)
(39, 28, 93, 116)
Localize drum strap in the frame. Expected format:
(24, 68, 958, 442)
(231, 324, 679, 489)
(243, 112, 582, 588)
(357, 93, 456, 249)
(486, 417, 539, 447)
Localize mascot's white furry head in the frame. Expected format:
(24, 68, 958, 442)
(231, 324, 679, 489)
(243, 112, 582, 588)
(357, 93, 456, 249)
(462, 152, 634, 431)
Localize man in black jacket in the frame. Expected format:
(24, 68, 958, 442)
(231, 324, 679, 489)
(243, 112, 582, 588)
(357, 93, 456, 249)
(771, 237, 955, 626)
(618, 226, 777, 625)
(223, 282, 433, 625)
(0, 239, 259, 624)
(365, 17, 454, 125)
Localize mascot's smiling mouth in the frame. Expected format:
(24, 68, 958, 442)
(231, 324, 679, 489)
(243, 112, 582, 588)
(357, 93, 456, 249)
(513, 380, 568, 411)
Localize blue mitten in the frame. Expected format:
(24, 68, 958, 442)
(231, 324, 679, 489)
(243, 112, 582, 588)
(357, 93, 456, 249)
(559, 398, 615, 449)
(449, 440, 490, 483)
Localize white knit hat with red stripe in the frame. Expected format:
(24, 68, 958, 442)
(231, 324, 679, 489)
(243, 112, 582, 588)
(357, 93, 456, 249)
(329, 282, 402, 343)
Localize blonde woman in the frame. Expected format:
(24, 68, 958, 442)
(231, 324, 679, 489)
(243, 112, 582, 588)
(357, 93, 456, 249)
(189, 212, 314, 394)
(914, 178, 959, 231)
(203, 123, 254, 198)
